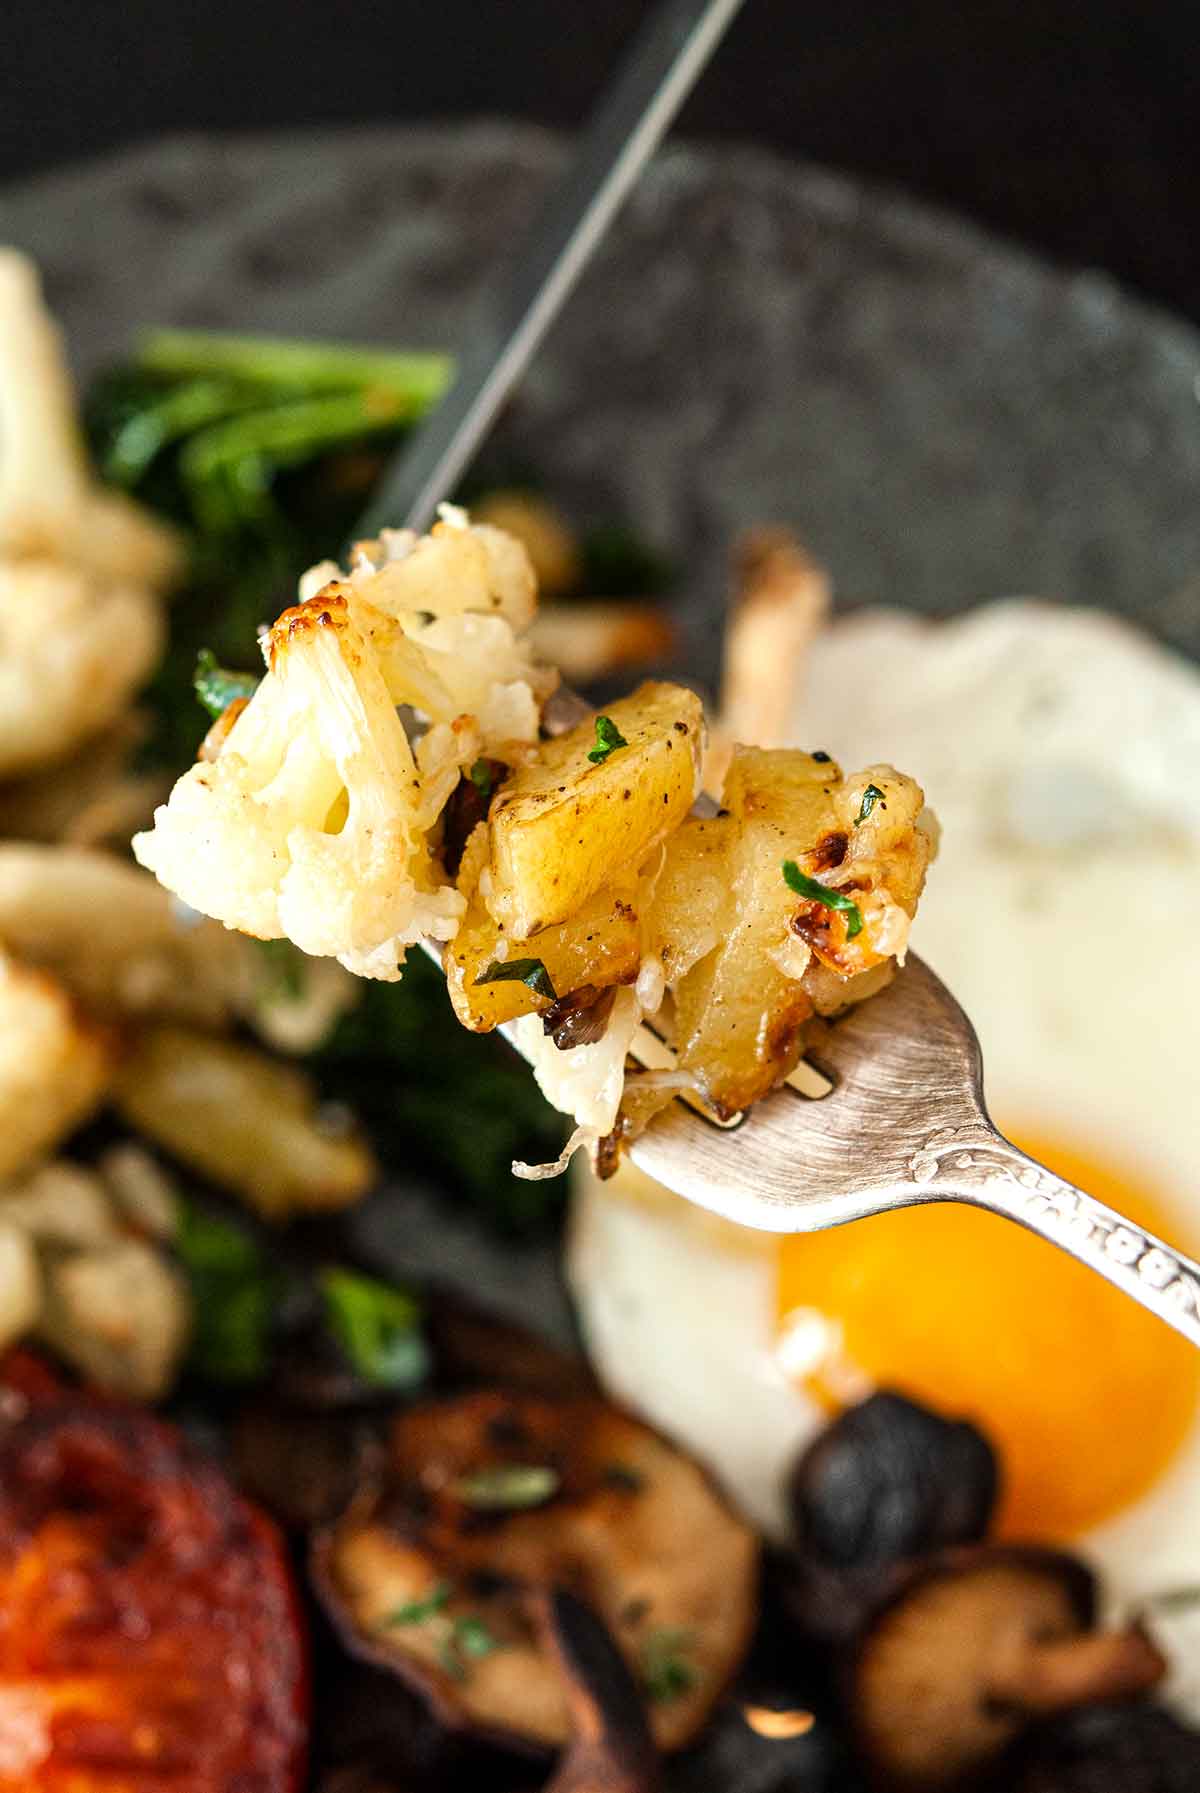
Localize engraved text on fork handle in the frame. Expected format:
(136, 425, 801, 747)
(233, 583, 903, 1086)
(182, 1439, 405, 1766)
(903, 1128, 1200, 1348)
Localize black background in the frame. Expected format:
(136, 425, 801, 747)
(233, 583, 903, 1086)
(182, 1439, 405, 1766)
(1, 0, 1197, 324)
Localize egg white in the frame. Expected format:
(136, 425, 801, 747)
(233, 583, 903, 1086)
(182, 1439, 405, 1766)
(568, 599, 1200, 1714)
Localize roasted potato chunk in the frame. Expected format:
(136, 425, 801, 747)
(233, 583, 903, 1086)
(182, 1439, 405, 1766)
(0, 843, 260, 1031)
(663, 750, 933, 1116)
(0, 955, 112, 1180)
(486, 682, 703, 938)
(0, 1222, 40, 1354)
(113, 1025, 375, 1221)
(642, 812, 738, 986)
(447, 876, 642, 1032)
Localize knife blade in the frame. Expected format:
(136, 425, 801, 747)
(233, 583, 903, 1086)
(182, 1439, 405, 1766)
(357, 0, 746, 539)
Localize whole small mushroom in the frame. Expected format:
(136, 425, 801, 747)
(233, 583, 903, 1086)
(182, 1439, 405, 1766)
(784, 1390, 999, 1643)
(848, 1546, 1167, 1789)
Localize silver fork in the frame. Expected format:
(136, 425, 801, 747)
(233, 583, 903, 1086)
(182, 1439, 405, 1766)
(369, 0, 1200, 1347)
(614, 951, 1200, 1348)
(471, 693, 1200, 1349)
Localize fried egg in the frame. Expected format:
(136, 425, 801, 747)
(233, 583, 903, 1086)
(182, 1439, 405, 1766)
(569, 599, 1200, 1712)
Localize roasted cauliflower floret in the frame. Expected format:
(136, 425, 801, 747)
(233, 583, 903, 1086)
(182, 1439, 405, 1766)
(303, 507, 537, 629)
(136, 585, 463, 976)
(0, 841, 350, 1041)
(0, 558, 165, 778)
(135, 516, 548, 979)
(0, 1156, 192, 1397)
(0, 251, 180, 780)
(39, 1237, 190, 1401)
(0, 250, 181, 589)
(0, 954, 113, 1180)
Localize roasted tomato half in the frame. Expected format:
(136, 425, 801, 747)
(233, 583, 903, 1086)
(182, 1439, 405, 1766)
(0, 1385, 307, 1791)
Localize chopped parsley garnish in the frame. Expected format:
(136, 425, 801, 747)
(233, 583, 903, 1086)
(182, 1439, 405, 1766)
(383, 1582, 500, 1680)
(641, 1628, 698, 1704)
(782, 859, 863, 938)
(194, 647, 260, 719)
(385, 1582, 453, 1627)
(320, 1266, 428, 1390)
(469, 758, 496, 801)
(452, 1616, 499, 1661)
(587, 715, 628, 764)
(855, 782, 885, 826)
(452, 1465, 560, 1510)
(474, 957, 558, 1002)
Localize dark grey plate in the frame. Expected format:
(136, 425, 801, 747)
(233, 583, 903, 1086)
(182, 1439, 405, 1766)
(3, 119, 1199, 687)
(4, 124, 1199, 1789)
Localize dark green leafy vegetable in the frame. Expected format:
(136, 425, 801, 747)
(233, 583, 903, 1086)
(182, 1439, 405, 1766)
(84, 332, 453, 773)
(174, 1200, 281, 1384)
(320, 1266, 428, 1391)
(138, 329, 452, 401)
(178, 391, 415, 536)
(587, 715, 629, 764)
(311, 962, 568, 1234)
(254, 936, 306, 1003)
(641, 1628, 698, 1704)
(578, 524, 674, 597)
(194, 647, 260, 719)
(855, 783, 885, 826)
(452, 1465, 561, 1510)
(782, 860, 863, 938)
(474, 958, 558, 1003)
(101, 376, 255, 487)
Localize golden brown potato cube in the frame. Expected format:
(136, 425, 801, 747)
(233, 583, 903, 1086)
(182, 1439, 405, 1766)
(113, 1027, 375, 1221)
(485, 682, 703, 938)
(642, 813, 737, 987)
(671, 780, 827, 1118)
(837, 763, 936, 918)
(0, 956, 113, 1180)
(446, 878, 642, 1032)
(670, 749, 931, 1115)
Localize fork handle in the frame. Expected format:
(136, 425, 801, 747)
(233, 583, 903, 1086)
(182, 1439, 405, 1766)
(926, 1130, 1200, 1348)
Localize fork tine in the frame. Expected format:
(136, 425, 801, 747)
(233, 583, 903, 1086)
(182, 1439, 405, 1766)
(621, 955, 985, 1231)
(804, 955, 983, 1095)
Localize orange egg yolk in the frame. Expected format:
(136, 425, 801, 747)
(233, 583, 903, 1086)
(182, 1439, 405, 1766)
(774, 1130, 1200, 1539)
